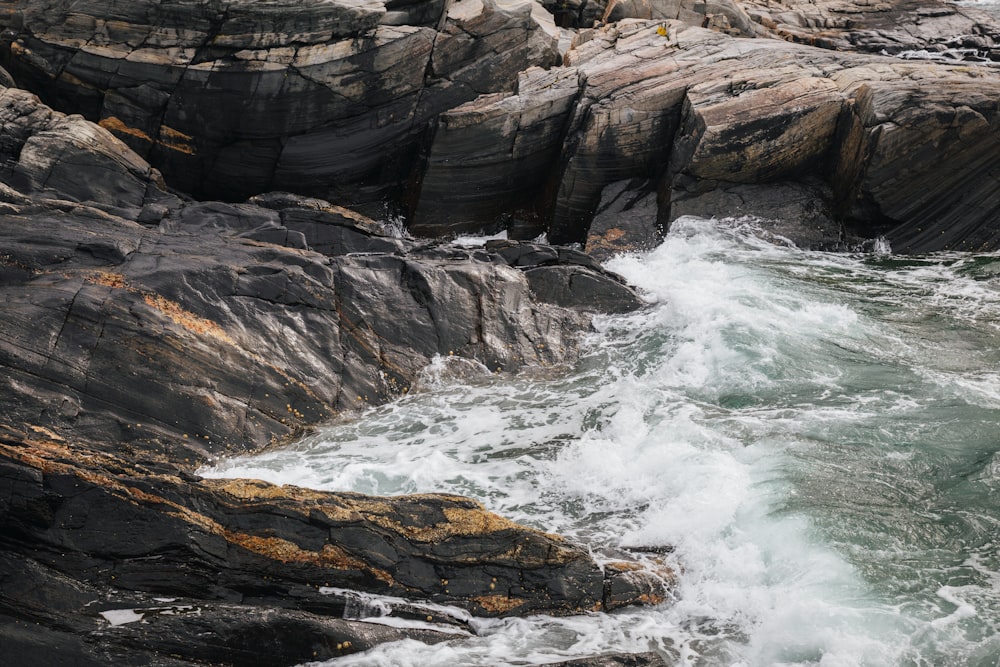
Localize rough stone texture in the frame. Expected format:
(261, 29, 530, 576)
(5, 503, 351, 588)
(740, 0, 1000, 59)
(412, 20, 1000, 252)
(0, 0, 559, 211)
(408, 65, 583, 237)
(585, 179, 664, 261)
(670, 179, 845, 249)
(5, 1, 1000, 251)
(0, 86, 662, 665)
(603, 0, 762, 37)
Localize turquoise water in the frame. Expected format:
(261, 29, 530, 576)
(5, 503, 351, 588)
(205, 217, 1000, 666)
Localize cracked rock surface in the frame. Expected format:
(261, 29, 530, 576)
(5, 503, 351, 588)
(4, 0, 1000, 252)
(0, 81, 664, 665)
(0, 0, 558, 211)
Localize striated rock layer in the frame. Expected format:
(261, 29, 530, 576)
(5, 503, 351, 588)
(416, 19, 1000, 252)
(4, 0, 1000, 252)
(0, 83, 666, 665)
(0, 0, 559, 211)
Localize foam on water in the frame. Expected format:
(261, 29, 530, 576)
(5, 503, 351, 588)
(203, 217, 1000, 666)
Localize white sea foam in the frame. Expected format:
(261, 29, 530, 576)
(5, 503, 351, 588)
(204, 216, 1000, 666)
(99, 609, 144, 626)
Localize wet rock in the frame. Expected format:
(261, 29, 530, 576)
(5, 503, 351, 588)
(525, 265, 646, 312)
(0, 0, 559, 210)
(670, 179, 843, 249)
(585, 179, 664, 261)
(0, 84, 661, 665)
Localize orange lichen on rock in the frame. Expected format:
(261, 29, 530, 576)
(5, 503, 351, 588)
(0, 438, 396, 584)
(142, 293, 237, 345)
(99, 116, 154, 144)
(349, 496, 527, 543)
(473, 594, 526, 614)
(81, 270, 130, 289)
(99, 116, 196, 155)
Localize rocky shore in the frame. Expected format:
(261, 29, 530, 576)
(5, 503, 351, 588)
(2, 0, 1000, 664)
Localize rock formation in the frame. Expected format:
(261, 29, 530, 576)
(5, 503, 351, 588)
(415, 18, 1000, 252)
(4, 0, 1000, 252)
(5, 0, 1000, 663)
(0, 81, 665, 665)
(0, 0, 559, 211)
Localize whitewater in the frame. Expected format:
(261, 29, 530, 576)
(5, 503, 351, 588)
(203, 216, 1000, 666)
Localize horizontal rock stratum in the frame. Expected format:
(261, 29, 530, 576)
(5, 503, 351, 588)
(3, 0, 1000, 251)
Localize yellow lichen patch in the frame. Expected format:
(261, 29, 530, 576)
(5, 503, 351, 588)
(473, 594, 525, 614)
(57, 71, 98, 90)
(440, 506, 522, 536)
(81, 270, 130, 289)
(27, 425, 65, 441)
(601, 228, 626, 243)
(157, 124, 197, 155)
(99, 116, 196, 155)
(587, 228, 636, 255)
(222, 532, 395, 585)
(160, 125, 194, 142)
(206, 478, 348, 508)
(142, 294, 237, 346)
(99, 116, 154, 144)
(0, 439, 398, 585)
(322, 204, 378, 227)
(636, 591, 668, 606)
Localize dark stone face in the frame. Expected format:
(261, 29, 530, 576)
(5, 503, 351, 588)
(0, 68, 660, 665)
(3, 0, 1000, 662)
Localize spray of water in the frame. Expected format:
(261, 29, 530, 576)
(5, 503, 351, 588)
(204, 217, 1000, 666)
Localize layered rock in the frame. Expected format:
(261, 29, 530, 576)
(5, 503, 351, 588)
(0, 0, 558, 210)
(0, 85, 665, 664)
(5, 0, 1000, 252)
(412, 19, 1000, 251)
(741, 0, 1000, 58)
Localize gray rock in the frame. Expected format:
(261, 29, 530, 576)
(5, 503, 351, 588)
(0, 0, 559, 210)
(585, 179, 664, 261)
(411, 19, 1000, 251)
(0, 84, 661, 666)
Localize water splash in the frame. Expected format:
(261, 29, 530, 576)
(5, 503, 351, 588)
(205, 216, 1000, 666)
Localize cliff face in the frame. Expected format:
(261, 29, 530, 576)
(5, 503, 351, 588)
(0, 0, 558, 211)
(3, 0, 1000, 252)
(421, 21, 1000, 251)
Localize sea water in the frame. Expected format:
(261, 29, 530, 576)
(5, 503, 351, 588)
(203, 217, 1000, 666)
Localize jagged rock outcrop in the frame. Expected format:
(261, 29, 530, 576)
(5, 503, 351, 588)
(0, 0, 558, 211)
(5, 0, 1000, 252)
(412, 19, 1000, 251)
(0, 429, 669, 665)
(741, 0, 1000, 58)
(0, 85, 665, 665)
